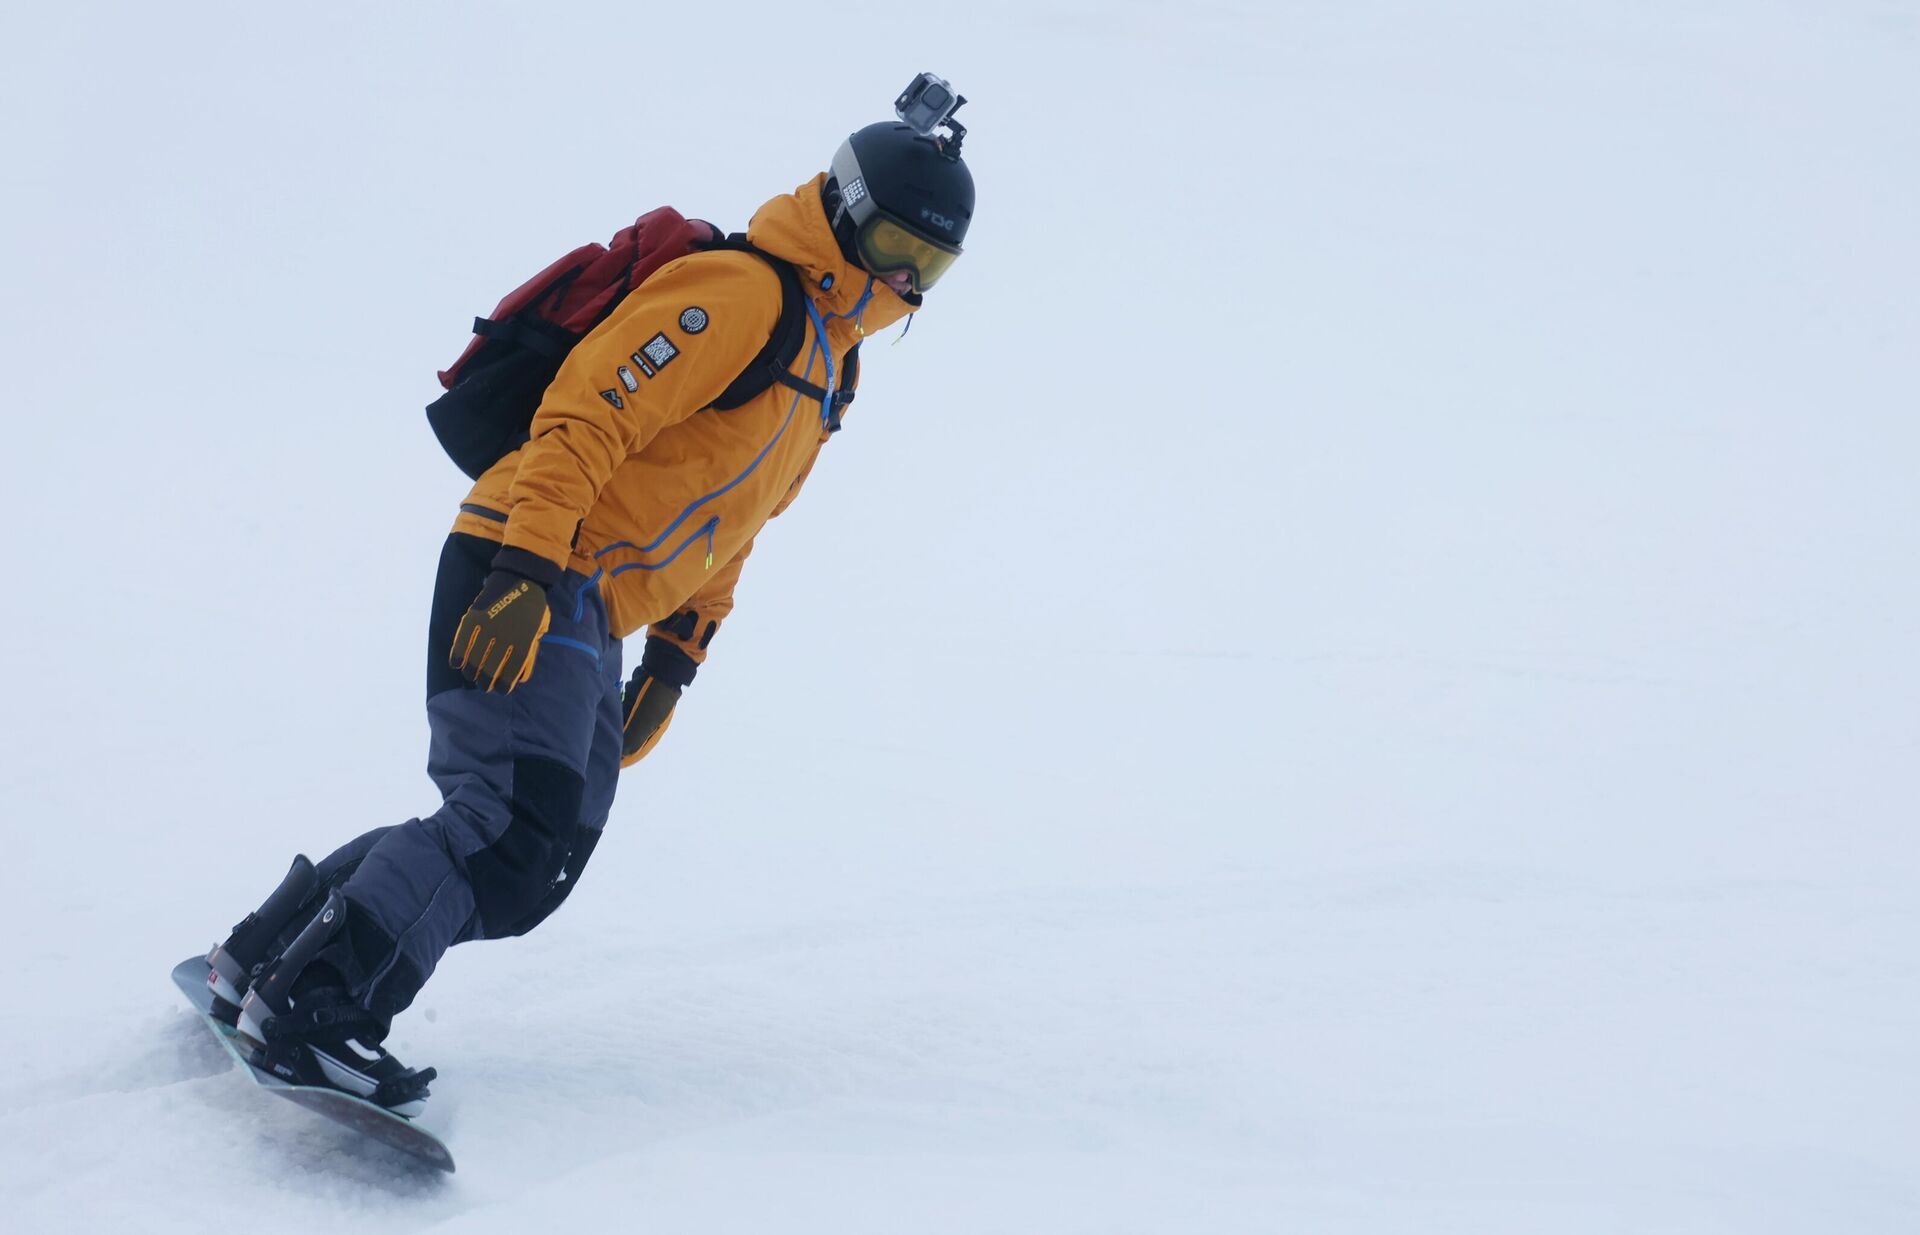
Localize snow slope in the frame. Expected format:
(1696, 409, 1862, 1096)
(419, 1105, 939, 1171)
(2, 0, 1916, 1230)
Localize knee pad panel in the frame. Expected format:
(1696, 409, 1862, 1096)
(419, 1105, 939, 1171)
(465, 755, 583, 938)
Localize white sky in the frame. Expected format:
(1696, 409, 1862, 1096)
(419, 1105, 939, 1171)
(1, 1, 1916, 1229)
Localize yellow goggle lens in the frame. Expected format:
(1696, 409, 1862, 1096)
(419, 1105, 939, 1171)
(856, 216, 961, 292)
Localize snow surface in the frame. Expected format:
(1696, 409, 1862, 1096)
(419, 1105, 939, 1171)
(3, 0, 1917, 1230)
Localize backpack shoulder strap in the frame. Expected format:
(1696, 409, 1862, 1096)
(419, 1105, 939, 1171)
(701, 236, 814, 412)
(689, 236, 860, 429)
(826, 341, 859, 434)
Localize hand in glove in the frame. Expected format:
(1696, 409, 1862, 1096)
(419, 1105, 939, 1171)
(450, 551, 557, 693)
(621, 637, 698, 766)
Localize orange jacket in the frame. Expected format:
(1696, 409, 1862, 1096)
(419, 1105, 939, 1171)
(449, 175, 915, 666)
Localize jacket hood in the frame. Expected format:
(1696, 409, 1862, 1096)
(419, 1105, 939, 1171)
(746, 173, 918, 336)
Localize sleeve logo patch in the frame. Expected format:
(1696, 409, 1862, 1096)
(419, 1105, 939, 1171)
(678, 306, 709, 335)
(641, 332, 679, 369)
(617, 366, 640, 393)
(599, 388, 625, 410)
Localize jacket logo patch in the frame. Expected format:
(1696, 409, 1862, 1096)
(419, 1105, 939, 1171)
(678, 307, 709, 335)
(617, 366, 640, 393)
(630, 351, 657, 379)
(641, 333, 679, 370)
(599, 388, 625, 410)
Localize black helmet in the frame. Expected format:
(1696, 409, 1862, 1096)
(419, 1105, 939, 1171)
(827, 122, 974, 293)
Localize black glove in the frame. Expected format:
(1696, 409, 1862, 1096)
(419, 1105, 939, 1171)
(622, 638, 697, 766)
(450, 552, 556, 693)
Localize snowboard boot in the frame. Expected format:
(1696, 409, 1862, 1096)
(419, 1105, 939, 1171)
(205, 855, 320, 1027)
(235, 892, 437, 1118)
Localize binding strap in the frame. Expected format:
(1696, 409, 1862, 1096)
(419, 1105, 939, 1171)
(260, 997, 383, 1044)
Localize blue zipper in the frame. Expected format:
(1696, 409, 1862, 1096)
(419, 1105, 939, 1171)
(542, 635, 601, 664)
(572, 568, 604, 622)
(606, 516, 719, 577)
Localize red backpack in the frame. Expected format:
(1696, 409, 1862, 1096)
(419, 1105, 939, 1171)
(426, 206, 857, 479)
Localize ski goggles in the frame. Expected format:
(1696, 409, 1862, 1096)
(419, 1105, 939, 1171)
(854, 213, 962, 293)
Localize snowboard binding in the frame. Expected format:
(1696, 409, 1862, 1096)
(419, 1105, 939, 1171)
(249, 995, 438, 1113)
(212, 869, 438, 1119)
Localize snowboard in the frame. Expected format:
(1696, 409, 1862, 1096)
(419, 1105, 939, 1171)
(170, 955, 456, 1173)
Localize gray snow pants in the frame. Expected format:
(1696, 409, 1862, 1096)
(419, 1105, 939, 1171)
(308, 532, 624, 1026)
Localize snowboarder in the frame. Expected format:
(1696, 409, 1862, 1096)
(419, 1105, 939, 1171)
(196, 81, 976, 1114)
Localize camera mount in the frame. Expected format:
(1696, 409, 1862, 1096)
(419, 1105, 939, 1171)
(895, 72, 968, 158)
